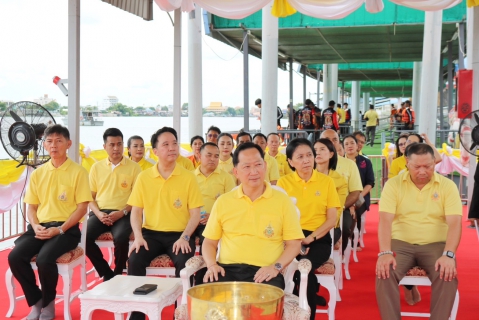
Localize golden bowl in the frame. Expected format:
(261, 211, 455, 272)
(187, 282, 284, 320)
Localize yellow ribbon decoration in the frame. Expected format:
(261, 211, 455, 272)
(467, 0, 479, 7)
(0, 160, 26, 186)
(272, 0, 297, 18)
(79, 143, 97, 172)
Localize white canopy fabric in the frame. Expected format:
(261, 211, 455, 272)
(154, 0, 462, 19)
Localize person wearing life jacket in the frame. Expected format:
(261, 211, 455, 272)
(401, 100, 415, 130)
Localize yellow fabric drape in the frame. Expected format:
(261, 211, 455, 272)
(0, 160, 26, 185)
(467, 0, 479, 7)
(272, 0, 297, 17)
(79, 143, 97, 172)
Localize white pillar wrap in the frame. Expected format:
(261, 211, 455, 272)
(68, 0, 80, 163)
(351, 81, 361, 130)
(412, 61, 423, 121)
(188, 6, 203, 138)
(173, 9, 182, 138)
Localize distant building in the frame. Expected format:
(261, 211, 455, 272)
(205, 102, 226, 114)
(33, 94, 55, 106)
(102, 96, 118, 110)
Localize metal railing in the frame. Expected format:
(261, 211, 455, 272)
(1, 199, 27, 241)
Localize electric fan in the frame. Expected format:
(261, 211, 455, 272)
(0, 101, 56, 167)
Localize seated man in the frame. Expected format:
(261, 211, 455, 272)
(236, 131, 252, 146)
(253, 133, 280, 185)
(86, 128, 141, 281)
(127, 127, 204, 320)
(376, 143, 462, 320)
(202, 142, 303, 289)
(8, 124, 92, 320)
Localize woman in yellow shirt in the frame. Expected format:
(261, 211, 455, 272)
(217, 133, 235, 180)
(127, 135, 153, 171)
(277, 138, 340, 319)
(187, 135, 204, 168)
(314, 138, 348, 248)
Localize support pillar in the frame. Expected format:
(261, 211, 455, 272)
(173, 9, 182, 138)
(418, 10, 443, 140)
(303, 65, 306, 105)
(188, 6, 203, 138)
(316, 70, 320, 108)
(351, 81, 361, 131)
(458, 22, 465, 70)
(330, 64, 338, 104)
(322, 64, 329, 110)
(289, 59, 293, 129)
(467, 7, 479, 211)
(243, 30, 249, 131)
(261, 0, 278, 134)
(68, 0, 80, 163)
(447, 41, 454, 111)
(412, 61, 422, 121)
(362, 92, 370, 112)
(439, 53, 445, 144)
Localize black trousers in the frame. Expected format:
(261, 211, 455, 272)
(210, 263, 285, 289)
(341, 209, 353, 253)
(8, 222, 80, 307)
(85, 210, 132, 280)
(128, 229, 195, 320)
(295, 229, 331, 320)
(468, 162, 479, 219)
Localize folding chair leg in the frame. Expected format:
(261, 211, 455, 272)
(343, 242, 351, 280)
(353, 229, 359, 262)
(5, 268, 16, 317)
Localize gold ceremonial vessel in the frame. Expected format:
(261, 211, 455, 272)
(187, 282, 284, 320)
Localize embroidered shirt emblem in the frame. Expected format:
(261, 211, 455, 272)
(173, 198, 182, 209)
(264, 223, 274, 238)
(58, 191, 67, 202)
(315, 191, 321, 196)
(121, 180, 128, 188)
(432, 192, 440, 201)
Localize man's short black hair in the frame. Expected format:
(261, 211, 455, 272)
(404, 143, 435, 158)
(252, 133, 267, 142)
(285, 138, 316, 171)
(151, 127, 177, 148)
(353, 131, 366, 140)
(337, 104, 342, 108)
(103, 128, 123, 143)
(343, 102, 348, 106)
(200, 142, 218, 153)
(267, 132, 280, 141)
(305, 99, 313, 106)
(190, 135, 204, 146)
(255, 98, 262, 106)
(44, 124, 70, 140)
(236, 131, 252, 144)
(233, 142, 264, 167)
(405, 100, 411, 106)
(207, 126, 221, 135)
(329, 100, 335, 107)
(369, 104, 374, 109)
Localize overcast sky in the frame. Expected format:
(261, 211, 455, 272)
(0, 0, 322, 109)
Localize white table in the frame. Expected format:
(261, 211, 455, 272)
(79, 275, 182, 320)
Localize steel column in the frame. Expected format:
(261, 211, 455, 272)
(68, 0, 80, 163)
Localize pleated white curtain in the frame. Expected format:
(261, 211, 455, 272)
(154, 0, 462, 19)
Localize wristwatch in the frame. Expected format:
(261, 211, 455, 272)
(182, 235, 190, 241)
(57, 226, 64, 235)
(274, 262, 283, 272)
(443, 251, 456, 259)
(122, 209, 128, 216)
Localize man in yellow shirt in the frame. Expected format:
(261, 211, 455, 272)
(376, 143, 462, 320)
(86, 128, 141, 281)
(202, 143, 303, 289)
(127, 127, 203, 320)
(194, 142, 236, 248)
(253, 133, 280, 184)
(363, 104, 379, 147)
(176, 154, 194, 170)
(267, 133, 292, 177)
(236, 131, 252, 146)
(8, 125, 92, 320)
(337, 103, 345, 124)
(321, 129, 362, 252)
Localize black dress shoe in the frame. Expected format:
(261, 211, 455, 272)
(315, 295, 327, 306)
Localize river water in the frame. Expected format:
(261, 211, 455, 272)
(0, 116, 289, 159)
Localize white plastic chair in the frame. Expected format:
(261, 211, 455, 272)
(5, 212, 89, 320)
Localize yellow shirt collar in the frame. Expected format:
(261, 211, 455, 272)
(151, 162, 181, 179)
(401, 171, 441, 184)
(234, 181, 273, 200)
(46, 157, 72, 171)
(293, 170, 319, 182)
(194, 166, 222, 177)
(106, 156, 127, 166)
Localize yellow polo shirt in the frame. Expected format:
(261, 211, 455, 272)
(177, 155, 195, 171)
(277, 171, 341, 231)
(89, 157, 141, 210)
(328, 169, 348, 226)
(218, 157, 237, 184)
(136, 157, 154, 171)
(24, 158, 93, 223)
(270, 152, 292, 177)
(388, 155, 407, 178)
(337, 108, 345, 124)
(204, 182, 304, 267)
(128, 164, 204, 232)
(336, 156, 363, 193)
(194, 166, 236, 213)
(264, 153, 280, 182)
(379, 171, 463, 245)
(364, 109, 379, 127)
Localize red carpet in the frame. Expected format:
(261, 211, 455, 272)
(0, 204, 477, 319)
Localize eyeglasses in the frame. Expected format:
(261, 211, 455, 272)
(398, 143, 406, 147)
(207, 134, 218, 138)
